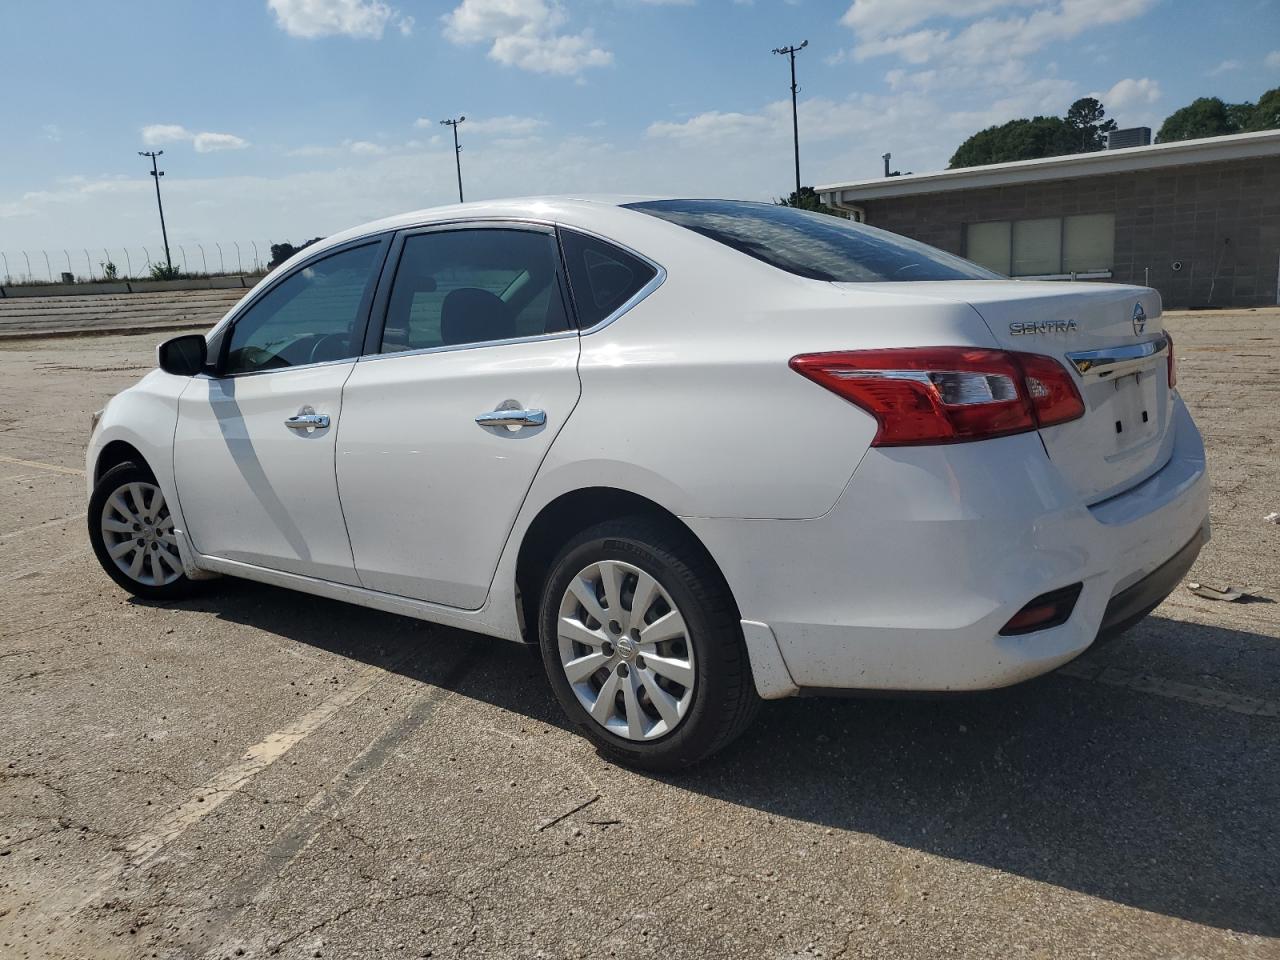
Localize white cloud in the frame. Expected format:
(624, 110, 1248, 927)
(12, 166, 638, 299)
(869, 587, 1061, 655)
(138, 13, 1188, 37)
(647, 111, 771, 142)
(290, 138, 391, 156)
(193, 132, 251, 153)
(141, 124, 250, 152)
(141, 124, 192, 146)
(442, 0, 612, 75)
(1207, 59, 1240, 76)
(1091, 76, 1160, 112)
(841, 0, 1036, 40)
(267, 0, 412, 39)
(850, 0, 1157, 65)
(1266, 50, 1280, 69)
(456, 115, 549, 136)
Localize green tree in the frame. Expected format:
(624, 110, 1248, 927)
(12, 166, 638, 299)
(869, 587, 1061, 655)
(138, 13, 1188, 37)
(1246, 87, 1280, 131)
(777, 186, 847, 217)
(268, 237, 324, 270)
(948, 116, 1077, 168)
(1225, 101, 1255, 131)
(1156, 96, 1242, 142)
(1065, 96, 1117, 152)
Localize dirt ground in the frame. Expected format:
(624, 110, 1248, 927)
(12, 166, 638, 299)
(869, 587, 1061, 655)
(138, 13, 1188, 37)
(0, 305, 1276, 959)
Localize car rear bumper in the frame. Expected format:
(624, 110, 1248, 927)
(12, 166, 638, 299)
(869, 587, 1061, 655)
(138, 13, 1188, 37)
(685, 394, 1209, 697)
(1096, 526, 1205, 645)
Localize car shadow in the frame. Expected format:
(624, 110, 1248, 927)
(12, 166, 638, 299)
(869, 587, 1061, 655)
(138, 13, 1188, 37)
(160, 580, 1278, 937)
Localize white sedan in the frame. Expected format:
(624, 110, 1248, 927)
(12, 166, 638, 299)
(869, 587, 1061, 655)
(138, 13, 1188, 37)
(87, 197, 1209, 769)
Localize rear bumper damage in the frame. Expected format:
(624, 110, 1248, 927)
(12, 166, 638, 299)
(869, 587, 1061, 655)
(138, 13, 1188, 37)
(688, 395, 1209, 698)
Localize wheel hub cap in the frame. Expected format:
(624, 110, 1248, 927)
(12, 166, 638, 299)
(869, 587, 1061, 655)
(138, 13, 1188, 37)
(556, 559, 696, 742)
(100, 481, 183, 587)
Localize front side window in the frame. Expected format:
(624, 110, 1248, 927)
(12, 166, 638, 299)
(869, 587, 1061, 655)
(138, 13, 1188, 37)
(626, 199, 999, 282)
(223, 243, 380, 375)
(380, 229, 569, 354)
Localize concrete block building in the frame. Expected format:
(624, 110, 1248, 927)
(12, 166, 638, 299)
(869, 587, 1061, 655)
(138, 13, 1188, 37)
(818, 130, 1280, 309)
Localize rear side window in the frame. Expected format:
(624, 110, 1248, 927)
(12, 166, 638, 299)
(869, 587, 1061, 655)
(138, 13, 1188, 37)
(380, 228, 569, 354)
(559, 229, 657, 328)
(625, 199, 1001, 283)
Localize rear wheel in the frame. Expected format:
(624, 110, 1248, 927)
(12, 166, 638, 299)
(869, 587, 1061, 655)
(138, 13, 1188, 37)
(538, 517, 759, 770)
(88, 461, 198, 600)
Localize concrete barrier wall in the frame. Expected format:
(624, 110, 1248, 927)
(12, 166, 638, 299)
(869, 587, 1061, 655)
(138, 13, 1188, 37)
(0, 275, 262, 299)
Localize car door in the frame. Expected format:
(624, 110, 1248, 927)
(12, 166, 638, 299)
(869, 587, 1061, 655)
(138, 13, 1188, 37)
(173, 237, 388, 584)
(336, 223, 581, 608)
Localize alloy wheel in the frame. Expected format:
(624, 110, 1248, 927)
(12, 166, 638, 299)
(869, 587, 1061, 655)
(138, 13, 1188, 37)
(99, 481, 184, 587)
(557, 559, 696, 741)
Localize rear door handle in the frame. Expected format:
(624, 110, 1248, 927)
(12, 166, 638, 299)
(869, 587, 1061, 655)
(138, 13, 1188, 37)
(285, 413, 330, 430)
(475, 408, 546, 428)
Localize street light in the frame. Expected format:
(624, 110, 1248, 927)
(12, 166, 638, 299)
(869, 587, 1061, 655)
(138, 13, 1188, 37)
(138, 150, 173, 272)
(771, 40, 808, 200)
(440, 116, 466, 203)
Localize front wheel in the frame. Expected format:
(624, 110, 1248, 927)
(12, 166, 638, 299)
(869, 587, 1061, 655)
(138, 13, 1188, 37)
(88, 461, 198, 600)
(538, 517, 759, 770)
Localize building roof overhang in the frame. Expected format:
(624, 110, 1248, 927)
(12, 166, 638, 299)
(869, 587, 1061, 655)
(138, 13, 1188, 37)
(818, 129, 1280, 209)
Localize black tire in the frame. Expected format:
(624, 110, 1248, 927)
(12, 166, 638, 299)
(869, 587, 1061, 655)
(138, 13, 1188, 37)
(88, 460, 200, 601)
(538, 516, 760, 771)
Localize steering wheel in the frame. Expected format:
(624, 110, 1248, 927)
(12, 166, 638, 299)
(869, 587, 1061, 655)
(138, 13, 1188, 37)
(308, 334, 348, 365)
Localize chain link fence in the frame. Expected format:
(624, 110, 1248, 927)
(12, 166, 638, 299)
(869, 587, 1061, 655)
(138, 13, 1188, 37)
(0, 242, 272, 285)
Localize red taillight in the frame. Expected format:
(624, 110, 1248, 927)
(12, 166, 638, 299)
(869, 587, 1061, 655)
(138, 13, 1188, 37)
(789, 346, 1084, 446)
(1165, 330, 1176, 388)
(1016, 352, 1087, 427)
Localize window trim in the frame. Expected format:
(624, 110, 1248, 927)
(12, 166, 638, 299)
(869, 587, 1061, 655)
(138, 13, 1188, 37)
(358, 219, 577, 363)
(554, 225, 667, 336)
(206, 233, 393, 379)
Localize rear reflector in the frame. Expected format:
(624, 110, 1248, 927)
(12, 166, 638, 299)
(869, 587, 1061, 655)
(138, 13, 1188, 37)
(999, 583, 1083, 636)
(1166, 330, 1176, 388)
(790, 347, 1085, 446)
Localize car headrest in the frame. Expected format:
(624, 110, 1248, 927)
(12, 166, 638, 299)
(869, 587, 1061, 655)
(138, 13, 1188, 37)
(440, 288, 515, 346)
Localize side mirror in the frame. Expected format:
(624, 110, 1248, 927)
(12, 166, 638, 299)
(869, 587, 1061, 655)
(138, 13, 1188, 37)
(157, 334, 208, 377)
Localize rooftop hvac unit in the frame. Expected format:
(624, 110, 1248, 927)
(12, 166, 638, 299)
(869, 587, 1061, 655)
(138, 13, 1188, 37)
(1107, 127, 1153, 150)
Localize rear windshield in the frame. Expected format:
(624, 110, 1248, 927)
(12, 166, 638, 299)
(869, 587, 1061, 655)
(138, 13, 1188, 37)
(625, 199, 1001, 282)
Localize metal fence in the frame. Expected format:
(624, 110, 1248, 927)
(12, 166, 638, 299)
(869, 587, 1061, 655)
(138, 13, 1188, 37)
(0, 242, 272, 285)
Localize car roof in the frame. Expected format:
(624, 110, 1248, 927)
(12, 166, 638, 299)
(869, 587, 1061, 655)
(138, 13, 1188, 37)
(324, 196, 651, 243)
(310, 195, 787, 251)
(269, 196, 778, 281)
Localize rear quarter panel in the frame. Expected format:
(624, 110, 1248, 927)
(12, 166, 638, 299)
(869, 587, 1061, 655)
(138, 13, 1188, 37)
(534, 223, 1005, 520)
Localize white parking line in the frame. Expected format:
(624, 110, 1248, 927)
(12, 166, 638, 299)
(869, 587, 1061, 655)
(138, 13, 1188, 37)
(0, 454, 84, 476)
(124, 661, 391, 869)
(0, 547, 89, 584)
(0, 514, 76, 543)
(1059, 660, 1279, 717)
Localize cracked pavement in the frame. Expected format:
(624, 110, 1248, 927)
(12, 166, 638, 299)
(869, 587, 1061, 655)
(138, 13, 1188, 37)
(1, 306, 1278, 959)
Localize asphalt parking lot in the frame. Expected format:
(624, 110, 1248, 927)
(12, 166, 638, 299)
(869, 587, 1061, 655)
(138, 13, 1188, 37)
(1, 303, 1277, 959)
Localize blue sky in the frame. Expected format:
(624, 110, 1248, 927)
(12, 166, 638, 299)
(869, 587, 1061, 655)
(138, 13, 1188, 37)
(2, 0, 1277, 267)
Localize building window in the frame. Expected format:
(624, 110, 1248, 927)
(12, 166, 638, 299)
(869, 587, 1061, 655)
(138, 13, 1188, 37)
(965, 213, 1114, 278)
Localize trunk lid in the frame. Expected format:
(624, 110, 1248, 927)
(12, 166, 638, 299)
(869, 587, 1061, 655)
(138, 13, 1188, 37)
(835, 280, 1171, 503)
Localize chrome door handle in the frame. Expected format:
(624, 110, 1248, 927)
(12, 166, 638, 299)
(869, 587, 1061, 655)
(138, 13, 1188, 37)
(285, 413, 330, 430)
(475, 408, 546, 428)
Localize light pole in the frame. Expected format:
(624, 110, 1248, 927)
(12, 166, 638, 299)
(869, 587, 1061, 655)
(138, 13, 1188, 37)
(138, 150, 173, 271)
(440, 116, 466, 203)
(772, 40, 808, 201)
